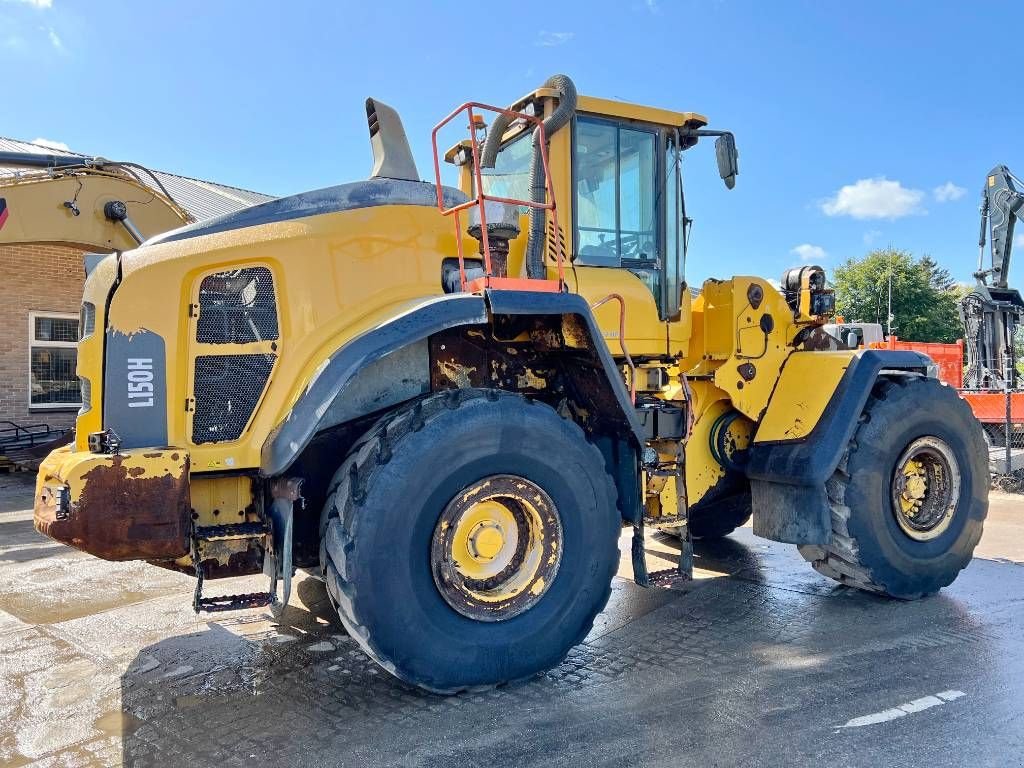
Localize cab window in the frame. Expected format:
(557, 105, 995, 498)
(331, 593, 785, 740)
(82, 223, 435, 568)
(479, 129, 532, 201)
(574, 118, 658, 267)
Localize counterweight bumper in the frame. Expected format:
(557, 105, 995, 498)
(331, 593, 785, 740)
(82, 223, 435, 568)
(34, 445, 190, 561)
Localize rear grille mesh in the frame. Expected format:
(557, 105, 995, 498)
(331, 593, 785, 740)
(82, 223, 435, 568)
(196, 267, 279, 344)
(192, 354, 275, 444)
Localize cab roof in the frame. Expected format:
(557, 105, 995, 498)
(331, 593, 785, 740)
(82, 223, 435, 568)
(514, 88, 708, 130)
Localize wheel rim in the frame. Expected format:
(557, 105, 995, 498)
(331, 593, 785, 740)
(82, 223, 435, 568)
(431, 474, 562, 622)
(890, 436, 961, 541)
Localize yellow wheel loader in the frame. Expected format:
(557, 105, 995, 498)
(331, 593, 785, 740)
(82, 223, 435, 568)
(31, 75, 988, 693)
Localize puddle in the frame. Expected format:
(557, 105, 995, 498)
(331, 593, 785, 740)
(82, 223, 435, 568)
(94, 709, 144, 738)
(0, 590, 156, 624)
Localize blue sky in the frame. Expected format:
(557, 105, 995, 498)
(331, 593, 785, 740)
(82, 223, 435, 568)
(2, 0, 1020, 286)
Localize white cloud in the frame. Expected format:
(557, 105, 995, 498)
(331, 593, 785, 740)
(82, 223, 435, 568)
(791, 243, 828, 263)
(1016, 233, 1024, 249)
(46, 26, 62, 50)
(2, 0, 53, 7)
(31, 137, 69, 151)
(645, 0, 660, 12)
(535, 31, 574, 47)
(821, 177, 925, 220)
(933, 181, 966, 203)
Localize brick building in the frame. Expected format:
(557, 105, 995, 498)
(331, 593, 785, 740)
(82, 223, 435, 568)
(0, 137, 272, 442)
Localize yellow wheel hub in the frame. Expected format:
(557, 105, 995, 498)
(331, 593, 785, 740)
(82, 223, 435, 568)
(897, 460, 928, 516)
(432, 475, 563, 622)
(891, 437, 961, 542)
(450, 500, 520, 579)
(468, 522, 504, 560)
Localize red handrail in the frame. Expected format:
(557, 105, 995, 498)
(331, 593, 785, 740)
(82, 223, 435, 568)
(431, 101, 565, 292)
(590, 293, 636, 404)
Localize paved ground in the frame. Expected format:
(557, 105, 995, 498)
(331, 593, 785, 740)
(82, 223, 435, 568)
(2, 471, 1024, 767)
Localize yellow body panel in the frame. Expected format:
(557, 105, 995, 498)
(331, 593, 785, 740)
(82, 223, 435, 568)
(754, 351, 854, 443)
(74, 254, 118, 450)
(107, 204, 465, 471)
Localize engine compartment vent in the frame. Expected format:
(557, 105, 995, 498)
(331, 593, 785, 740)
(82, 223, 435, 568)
(196, 267, 279, 344)
(192, 354, 275, 444)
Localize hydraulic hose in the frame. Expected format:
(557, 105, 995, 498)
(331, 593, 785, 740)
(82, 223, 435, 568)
(525, 74, 577, 278)
(479, 112, 514, 170)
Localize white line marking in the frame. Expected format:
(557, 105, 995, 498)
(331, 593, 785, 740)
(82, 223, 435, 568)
(839, 690, 966, 728)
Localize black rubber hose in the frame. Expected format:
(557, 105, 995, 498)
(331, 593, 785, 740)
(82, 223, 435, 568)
(525, 74, 577, 278)
(480, 113, 514, 170)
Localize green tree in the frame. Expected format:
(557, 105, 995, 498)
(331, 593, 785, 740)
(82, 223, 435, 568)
(832, 248, 963, 343)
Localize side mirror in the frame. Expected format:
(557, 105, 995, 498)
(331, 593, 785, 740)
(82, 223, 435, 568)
(844, 330, 859, 349)
(715, 133, 739, 190)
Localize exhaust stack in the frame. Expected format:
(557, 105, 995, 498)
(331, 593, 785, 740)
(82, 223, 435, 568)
(366, 98, 419, 181)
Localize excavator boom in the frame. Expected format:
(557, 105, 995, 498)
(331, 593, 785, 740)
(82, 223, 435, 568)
(963, 164, 1024, 389)
(977, 164, 1024, 289)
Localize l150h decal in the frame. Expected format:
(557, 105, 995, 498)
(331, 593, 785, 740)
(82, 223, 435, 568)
(104, 329, 168, 448)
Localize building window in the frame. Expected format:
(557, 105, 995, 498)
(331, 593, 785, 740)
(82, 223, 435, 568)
(29, 312, 80, 409)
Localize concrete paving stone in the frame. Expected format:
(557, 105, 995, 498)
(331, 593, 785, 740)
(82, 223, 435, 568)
(3, 482, 1024, 765)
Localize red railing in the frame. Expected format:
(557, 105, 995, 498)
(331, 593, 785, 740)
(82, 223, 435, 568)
(430, 101, 565, 293)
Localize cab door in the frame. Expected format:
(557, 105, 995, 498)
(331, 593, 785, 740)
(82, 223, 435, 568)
(570, 115, 685, 357)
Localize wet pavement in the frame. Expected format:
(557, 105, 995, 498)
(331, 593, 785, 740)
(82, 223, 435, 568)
(2, 470, 1024, 767)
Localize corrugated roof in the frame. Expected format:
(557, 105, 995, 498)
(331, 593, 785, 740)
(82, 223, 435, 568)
(0, 136, 273, 221)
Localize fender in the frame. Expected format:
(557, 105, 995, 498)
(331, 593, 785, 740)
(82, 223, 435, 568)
(261, 289, 643, 480)
(746, 349, 931, 544)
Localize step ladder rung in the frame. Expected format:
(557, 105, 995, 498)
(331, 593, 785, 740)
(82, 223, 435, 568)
(195, 592, 274, 613)
(194, 522, 268, 542)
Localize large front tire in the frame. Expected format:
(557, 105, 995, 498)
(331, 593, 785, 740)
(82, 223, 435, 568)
(799, 377, 988, 599)
(320, 389, 620, 693)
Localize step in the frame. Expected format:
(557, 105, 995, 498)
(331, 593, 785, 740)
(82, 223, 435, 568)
(194, 522, 269, 542)
(194, 592, 274, 613)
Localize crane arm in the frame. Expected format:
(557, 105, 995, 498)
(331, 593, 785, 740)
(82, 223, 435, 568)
(0, 153, 191, 253)
(977, 164, 1024, 289)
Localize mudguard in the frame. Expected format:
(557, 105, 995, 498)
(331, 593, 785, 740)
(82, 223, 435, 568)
(746, 349, 931, 545)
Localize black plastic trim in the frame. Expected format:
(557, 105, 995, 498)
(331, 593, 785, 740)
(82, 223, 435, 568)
(146, 179, 469, 246)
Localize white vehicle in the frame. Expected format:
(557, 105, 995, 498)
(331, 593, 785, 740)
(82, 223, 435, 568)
(822, 321, 885, 348)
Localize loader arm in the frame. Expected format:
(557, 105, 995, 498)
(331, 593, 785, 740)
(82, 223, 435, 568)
(0, 153, 191, 252)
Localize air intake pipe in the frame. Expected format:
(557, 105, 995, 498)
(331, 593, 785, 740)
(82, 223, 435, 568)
(480, 74, 577, 279)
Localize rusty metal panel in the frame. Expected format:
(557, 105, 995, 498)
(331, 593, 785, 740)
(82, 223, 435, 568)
(35, 448, 190, 561)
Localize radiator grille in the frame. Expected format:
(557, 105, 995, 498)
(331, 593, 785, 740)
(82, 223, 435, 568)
(192, 354, 275, 444)
(196, 267, 279, 344)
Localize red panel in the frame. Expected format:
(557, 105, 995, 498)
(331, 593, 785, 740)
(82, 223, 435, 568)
(960, 392, 1024, 423)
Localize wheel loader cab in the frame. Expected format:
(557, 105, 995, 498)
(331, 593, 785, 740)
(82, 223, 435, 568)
(455, 89, 711, 355)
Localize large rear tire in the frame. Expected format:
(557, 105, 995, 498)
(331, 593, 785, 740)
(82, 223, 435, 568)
(319, 389, 620, 693)
(799, 376, 988, 599)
